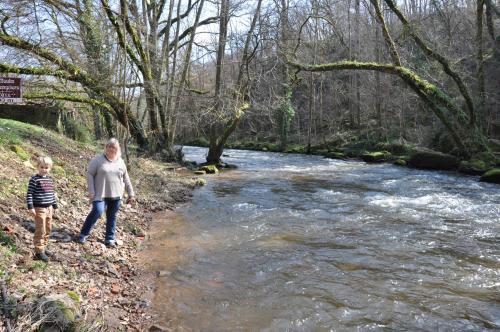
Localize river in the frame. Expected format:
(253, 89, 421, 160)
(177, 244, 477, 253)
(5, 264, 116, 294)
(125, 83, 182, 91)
(142, 146, 500, 331)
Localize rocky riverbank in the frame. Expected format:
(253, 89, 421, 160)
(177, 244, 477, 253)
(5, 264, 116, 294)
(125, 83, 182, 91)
(0, 119, 203, 331)
(187, 138, 500, 184)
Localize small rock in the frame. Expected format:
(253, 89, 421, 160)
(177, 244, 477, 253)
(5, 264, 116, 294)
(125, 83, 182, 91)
(116, 239, 124, 246)
(3, 224, 14, 235)
(157, 270, 171, 277)
(136, 299, 150, 308)
(106, 262, 120, 277)
(111, 284, 121, 295)
(149, 324, 169, 332)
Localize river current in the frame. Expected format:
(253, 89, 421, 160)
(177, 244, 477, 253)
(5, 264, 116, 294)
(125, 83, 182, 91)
(143, 146, 500, 331)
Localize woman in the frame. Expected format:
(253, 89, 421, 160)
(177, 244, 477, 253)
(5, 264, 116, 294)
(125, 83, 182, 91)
(77, 138, 135, 247)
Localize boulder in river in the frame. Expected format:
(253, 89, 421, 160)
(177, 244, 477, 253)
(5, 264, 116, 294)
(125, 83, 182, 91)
(458, 159, 490, 175)
(487, 139, 500, 152)
(408, 150, 459, 170)
(393, 159, 407, 166)
(480, 168, 500, 184)
(361, 151, 390, 163)
(325, 151, 346, 159)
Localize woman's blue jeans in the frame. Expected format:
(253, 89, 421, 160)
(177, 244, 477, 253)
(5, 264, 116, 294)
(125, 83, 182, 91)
(79, 199, 121, 243)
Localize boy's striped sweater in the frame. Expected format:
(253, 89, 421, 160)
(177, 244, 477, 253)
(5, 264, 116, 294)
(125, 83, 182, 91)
(26, 175, 58, 209)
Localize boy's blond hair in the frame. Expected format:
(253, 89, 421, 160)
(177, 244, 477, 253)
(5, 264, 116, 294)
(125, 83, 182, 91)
(35, 156, 53, 167)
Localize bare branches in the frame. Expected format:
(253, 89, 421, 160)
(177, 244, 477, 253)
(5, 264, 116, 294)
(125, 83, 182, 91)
(383, 0, 475, 126)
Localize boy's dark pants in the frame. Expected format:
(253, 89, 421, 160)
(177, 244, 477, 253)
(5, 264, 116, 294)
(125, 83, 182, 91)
(33, 207, 53, 253)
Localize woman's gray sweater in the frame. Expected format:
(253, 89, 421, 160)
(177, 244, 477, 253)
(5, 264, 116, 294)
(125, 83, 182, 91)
(87, 154, 134, 201)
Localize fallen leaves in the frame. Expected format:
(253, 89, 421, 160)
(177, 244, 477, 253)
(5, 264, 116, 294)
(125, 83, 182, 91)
(0, 141, 196, 329)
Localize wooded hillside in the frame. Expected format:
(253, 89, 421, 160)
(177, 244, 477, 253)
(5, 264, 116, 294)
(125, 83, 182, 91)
(0, 0, 498, 161)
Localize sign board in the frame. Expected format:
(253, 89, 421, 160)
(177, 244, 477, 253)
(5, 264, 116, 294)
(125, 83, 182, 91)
(0, 77, 23, 104)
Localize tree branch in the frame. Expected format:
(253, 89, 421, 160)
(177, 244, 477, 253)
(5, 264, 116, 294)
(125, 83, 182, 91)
(383, 0, 475, 126)
(24, 92, 116, 116)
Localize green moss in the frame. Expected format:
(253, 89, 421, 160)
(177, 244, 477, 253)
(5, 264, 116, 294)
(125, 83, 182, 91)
(480, 168, 500, 184)
(394, 159, 407, 166)
(284, 144, 305, 153)
(10, 145, 29, 161)
(200, 165, 219, 174)
(66, 291, 80, 303)
(325, 151, 346, 159)
(361, 151, 391, 163)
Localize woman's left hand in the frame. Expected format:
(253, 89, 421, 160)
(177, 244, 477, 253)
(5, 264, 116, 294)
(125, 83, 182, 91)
(126, 196, 136, 205)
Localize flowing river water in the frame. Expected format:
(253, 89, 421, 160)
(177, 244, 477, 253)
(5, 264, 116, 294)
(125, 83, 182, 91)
(142, 146, 500, 331)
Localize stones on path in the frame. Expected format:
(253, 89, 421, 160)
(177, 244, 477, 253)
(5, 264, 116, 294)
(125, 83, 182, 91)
(157, 270, 171, 277)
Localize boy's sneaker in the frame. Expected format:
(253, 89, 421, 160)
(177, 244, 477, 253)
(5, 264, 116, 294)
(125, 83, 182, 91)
(34, 252, 49, 262)
(44, 249, 54, 257)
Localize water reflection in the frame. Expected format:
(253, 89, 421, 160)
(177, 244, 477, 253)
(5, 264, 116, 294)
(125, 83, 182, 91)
(145, 147, 500, 331)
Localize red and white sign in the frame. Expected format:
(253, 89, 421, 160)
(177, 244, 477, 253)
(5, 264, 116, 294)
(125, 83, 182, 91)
(0, 77, 23, 104)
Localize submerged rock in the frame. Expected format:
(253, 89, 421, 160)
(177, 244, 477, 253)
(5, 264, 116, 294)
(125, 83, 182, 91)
(408, 150, 459, 170)
(480, 168, 500, 184)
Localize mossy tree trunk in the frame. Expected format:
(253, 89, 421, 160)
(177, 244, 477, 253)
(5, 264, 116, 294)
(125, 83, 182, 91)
(206, 0, 261, 164)
(207, 0, 230, 165)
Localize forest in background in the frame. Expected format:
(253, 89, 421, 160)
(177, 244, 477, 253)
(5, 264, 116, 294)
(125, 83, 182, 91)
(0, 0, 499, 164)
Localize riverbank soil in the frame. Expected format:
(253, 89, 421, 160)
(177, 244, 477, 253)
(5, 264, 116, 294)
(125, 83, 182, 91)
(0, 119, 200, 330)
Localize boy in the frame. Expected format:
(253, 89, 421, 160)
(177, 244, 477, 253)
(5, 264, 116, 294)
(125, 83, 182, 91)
(26, 156, 58, 261)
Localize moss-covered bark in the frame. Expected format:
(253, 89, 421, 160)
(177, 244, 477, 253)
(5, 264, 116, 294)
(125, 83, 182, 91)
(383, 0, 476, 126)
(0, 32, 149, 149)
(286, 59, 486, 156)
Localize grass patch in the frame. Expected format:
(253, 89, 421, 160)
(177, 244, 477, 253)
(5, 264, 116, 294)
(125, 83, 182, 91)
(0, 230, 17, 252)
(51, 165, 67, 176)
(0, 179, 27, 198)
(79, 253, 95, 262)
(124, 221, 145, 236)
(30, 261, 49, 271)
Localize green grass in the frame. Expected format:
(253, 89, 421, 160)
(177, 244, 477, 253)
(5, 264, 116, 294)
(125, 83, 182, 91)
(30, 261, 48, 271)
(0, 178, 27, 199)
(0, 230, 17, 252)
(0, 118, 46, 145)
(80, 253, 95, 262)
